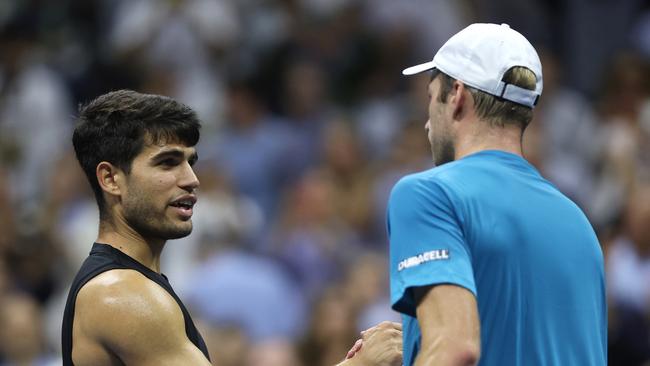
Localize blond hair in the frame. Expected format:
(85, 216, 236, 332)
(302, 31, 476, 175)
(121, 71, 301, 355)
(437, 67, 537, 130)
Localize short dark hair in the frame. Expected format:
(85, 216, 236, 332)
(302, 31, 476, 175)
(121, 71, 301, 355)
(72, 90, 201, 217)
(433, 67, 536, 131)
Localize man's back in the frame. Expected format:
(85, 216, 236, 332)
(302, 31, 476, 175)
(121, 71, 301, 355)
(389, 150, 606, 365)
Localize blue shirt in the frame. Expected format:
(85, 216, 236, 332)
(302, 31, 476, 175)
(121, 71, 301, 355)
(388, 150, 606, 366)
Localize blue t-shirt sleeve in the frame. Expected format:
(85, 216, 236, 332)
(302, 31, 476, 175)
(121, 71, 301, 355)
(388, 174, 476, 317)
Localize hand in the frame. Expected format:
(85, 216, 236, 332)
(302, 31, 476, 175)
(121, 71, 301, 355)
(345, 321, 403, 366)
(346, 339, 364, 359)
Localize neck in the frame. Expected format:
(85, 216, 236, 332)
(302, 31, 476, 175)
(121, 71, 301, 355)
(454, 119, 524, 160)
(97, 216, 165, 273)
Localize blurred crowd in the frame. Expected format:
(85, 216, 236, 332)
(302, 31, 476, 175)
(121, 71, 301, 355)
(1, 0, 650, 365)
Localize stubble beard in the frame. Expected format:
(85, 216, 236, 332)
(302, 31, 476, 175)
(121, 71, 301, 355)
(431, 124, 456, 167)
(123, 188, 193, 241)
(432, 137, 455, 166)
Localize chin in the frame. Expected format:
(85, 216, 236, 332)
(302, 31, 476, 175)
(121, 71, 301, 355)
(174, 226, 193, 239)
(161, 222, 193, 240)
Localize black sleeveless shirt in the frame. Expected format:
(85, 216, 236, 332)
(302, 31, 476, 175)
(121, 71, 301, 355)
(61, 243, 210, 365)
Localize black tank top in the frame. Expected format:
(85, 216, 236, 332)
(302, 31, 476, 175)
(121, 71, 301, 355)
(61, 243, 210, 365)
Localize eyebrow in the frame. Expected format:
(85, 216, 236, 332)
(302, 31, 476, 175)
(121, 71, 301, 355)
(150, 148, 198, 163)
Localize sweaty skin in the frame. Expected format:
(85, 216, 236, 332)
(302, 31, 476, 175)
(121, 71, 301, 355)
(71, 142, 209, 365)
(72, 270, 211, 366)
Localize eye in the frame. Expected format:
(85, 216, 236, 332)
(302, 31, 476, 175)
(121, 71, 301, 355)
(160, 158, 180, 167)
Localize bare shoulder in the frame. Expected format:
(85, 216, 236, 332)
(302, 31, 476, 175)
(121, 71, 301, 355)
(74, 269, 193, 363)
(76, 269, 182, 336)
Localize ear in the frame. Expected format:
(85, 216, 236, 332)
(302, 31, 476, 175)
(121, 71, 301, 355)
(96, 162, 124, 199)
(449, 80, 468, 120)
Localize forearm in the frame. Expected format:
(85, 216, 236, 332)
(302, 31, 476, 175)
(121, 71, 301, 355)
(414, 285, 480, 366)
(414, 336, 479, 366)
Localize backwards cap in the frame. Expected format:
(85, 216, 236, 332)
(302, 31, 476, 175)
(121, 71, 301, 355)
(402, 23, 543, 108)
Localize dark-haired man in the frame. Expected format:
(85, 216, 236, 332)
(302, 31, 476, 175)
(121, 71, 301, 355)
(62, 90, 211, 365)
(388, 23, 606, 365)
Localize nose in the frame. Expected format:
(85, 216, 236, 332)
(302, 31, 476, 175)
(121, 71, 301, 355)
(425, 119, 431, 131)
(180, 163, 200, 192)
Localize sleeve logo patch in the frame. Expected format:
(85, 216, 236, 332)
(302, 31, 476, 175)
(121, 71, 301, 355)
(397, 249, 450, 271)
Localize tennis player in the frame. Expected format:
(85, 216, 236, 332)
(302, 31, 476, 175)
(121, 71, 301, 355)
(62, 90, 211, 365)
(388, 23, 606, 365)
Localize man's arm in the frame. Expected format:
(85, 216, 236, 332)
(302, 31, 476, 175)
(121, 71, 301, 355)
(75, 270, 211, 366)
(413, 284, 480, 366)
(337, 321, 402, 366)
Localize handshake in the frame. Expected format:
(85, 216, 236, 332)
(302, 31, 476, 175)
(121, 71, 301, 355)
(337, 321, 403, 366)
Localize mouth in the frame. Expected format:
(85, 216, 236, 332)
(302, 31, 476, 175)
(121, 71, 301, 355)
(169, 195, 197, 219)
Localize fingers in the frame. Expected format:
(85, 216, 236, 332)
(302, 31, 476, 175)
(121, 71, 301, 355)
(381, 321, 402, 331)
(349, 322, 403, 366)
(345, 339, 363, 359)
(361, 321, 403, 338)
(392, 322, 403, 331)
(370, 321, 402, 331)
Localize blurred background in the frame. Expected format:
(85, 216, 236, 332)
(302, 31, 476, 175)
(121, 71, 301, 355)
(0, 0, 650, 365)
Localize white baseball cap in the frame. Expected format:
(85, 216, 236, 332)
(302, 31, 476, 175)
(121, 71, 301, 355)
(402, 23, 543, 108)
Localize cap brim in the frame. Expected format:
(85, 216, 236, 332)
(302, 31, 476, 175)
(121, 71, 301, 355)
(402, 61, 436, 76)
